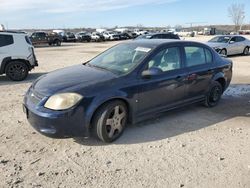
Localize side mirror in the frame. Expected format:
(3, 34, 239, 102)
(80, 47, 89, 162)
(141, 67, 163, 79)
(229, 40, 235, 44)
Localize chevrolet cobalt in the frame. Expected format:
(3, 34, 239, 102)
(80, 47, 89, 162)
(23, 40, 232, 142)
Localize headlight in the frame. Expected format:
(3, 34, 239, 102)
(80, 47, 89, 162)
(44, 93, 83, 110)
(213, 47, 221, 52)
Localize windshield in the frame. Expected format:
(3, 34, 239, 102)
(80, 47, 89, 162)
(209, 36, 231, 43)
(87, 43, 152, 75)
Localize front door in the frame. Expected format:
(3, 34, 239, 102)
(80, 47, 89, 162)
(137, 46, 188, 116)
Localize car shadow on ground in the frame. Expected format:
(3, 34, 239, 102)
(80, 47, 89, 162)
(74, 84, 250, 146)
(0, 72, 47, 86)
(34, 43, 79, 48)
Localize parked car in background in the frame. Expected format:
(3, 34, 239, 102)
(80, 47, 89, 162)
(24, 40, 232, 142)
(111, 32, 120, 40)
(103, 31, 119, 41)
(136, 33, 180, 40)
(90, 33, 101, 42)
(134, 29, 148, 36)
(75, 32, 91, 42)
(0, 31, 38, 81)
(30, 32, 62, 46)
(117, 32, 131, 40)
(206, 35, 250, 56)
(52, 30, 66, 37)
(102, 32, 111, 40)
(96, 33, 105, 41)
(63, 32, 76, 42)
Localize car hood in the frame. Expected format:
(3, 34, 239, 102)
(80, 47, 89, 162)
(206, 42, 226, 48)
(33, 64, 117, 96)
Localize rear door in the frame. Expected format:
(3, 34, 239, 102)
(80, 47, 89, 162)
(227, 37, 240, 55)
(0, 34, 14, 63)
(137, 45, 188, 116)
(236, 36, 246, 53)
(183, 45, 214, 99)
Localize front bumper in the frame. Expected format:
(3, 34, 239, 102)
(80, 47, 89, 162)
(23, 90, 89, 138)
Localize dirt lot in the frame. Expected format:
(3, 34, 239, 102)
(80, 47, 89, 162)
(0, 36, 250, 188)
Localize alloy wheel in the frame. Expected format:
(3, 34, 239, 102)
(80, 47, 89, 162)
(7, 63, 27, 80)
(105, 105, 126, 138)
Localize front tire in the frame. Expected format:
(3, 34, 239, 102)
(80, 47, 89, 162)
(5, 61, 29, 81)
(204, 81, 223, 107)
(92, 101, 128, 143)
(220, 49, 227, 56)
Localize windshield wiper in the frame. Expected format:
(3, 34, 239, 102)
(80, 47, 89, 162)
(87, 64, 118, 74)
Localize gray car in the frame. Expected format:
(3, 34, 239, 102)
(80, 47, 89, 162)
(206, 35, 250, 56)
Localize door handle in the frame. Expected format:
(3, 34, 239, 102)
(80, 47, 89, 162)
(187, 74, 197, 81)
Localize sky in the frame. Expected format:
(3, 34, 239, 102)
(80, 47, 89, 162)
(0, 0, 249, 29)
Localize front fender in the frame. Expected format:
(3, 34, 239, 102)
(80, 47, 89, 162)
(84, 90, 136, 130)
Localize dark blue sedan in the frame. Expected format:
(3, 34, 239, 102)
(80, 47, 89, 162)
(23, 40, 232, 142)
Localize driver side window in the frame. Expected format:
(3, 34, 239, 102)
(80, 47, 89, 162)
(148, 47, 181, 72)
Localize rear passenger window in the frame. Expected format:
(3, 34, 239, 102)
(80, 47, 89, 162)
(152, 34, 161, 39)
(236, 37, 245, 42)
(205, 49, 213, 63)
(0, 34, 14, 47)
(184, 46, 208, 67)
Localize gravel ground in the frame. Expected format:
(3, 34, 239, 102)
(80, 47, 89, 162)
(0, 36, 250, 188)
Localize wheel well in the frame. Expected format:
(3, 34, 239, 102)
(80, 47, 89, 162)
(215, 78, 226, 91)
(222, 48, 227, 52)
(90, 98, 130, 128)
(4, 59, 31, 73)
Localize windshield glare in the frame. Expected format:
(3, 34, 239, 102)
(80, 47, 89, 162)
(88, 44, 152, 75)
(209, 36, 231, 43)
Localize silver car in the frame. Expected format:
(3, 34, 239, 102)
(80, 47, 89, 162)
(206, 35, 250, 56)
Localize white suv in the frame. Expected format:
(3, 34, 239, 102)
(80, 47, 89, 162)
(0, 31, 38, 81)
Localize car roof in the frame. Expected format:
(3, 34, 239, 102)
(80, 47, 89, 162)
(126, 39, 205, 48)
(0, 30, 27, 35)
(214, 35, 245, 37)
(145, 32, 176, 36)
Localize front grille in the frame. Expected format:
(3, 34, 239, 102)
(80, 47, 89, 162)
(29, 90, 45, 105)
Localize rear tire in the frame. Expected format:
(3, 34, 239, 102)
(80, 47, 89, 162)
(243, 47, 249, 56)
(5, 61, 29, 81)
(92, 101, 128, 143)
(204, 81, 223, 107)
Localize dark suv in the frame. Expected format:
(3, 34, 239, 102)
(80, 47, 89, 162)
(30, 32, 62, 46)
(136, 32, 180, 40)
(24, 40, 232, 143)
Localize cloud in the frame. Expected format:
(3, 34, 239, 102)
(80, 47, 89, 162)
(0, 0, 178, 13)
